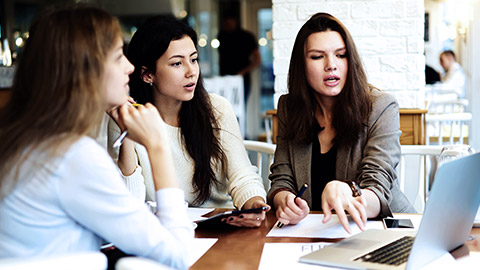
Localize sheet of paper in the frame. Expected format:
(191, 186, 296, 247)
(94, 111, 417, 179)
(189, 238, 217, 266)
(259, 242, 333, 270)
(267, 214, 384, 238)
(187, 207, 214, 223)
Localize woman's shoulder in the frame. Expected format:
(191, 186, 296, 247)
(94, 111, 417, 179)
(369, 87, 398, 108)
(208, 92, 231, 109)
(367, 87, 399, 123)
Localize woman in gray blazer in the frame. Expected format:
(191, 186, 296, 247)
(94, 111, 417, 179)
(267, 12, 415, 233)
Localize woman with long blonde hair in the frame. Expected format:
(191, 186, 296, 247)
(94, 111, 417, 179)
(0, 5, 192, 269)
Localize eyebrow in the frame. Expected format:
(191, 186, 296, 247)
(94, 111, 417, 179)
(306, 47, 346, 54)
(169, 51, 198, 60)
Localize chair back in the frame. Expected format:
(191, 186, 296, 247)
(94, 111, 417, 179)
(425, 112, 472, 145)
(397, 145, 443, 213)
(116, 257, 174, 270)
(0, 252, 107, 270)
(204, 75, 245, 138)
(243, 140, 276, 190)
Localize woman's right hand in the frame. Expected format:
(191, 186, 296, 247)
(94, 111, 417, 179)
(117, 103, 167, 150)
(273, 190, 309, 226)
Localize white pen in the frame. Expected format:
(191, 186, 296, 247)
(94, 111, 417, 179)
(112, 103, 141, 148)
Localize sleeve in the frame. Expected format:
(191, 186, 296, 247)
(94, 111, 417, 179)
(213, 94, 267, 209)
(267, 95, 298, 205)
(58, 140, 194, 269)
(107, 117, 146, 201)
(356, 93, 402, 217)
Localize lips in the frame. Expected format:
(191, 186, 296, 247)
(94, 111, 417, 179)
(184, 82, 196, 91)
(324, 75, 340, 87)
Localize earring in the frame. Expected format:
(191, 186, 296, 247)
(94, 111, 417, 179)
(149, 81, 153, 87)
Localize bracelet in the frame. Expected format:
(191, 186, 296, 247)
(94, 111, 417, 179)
(345, 180, 362, 197)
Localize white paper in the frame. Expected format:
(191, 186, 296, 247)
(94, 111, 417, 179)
(267, 214, 384, 238)
(189, 238, 217, 266)
(187, 207, 214, 223)
(452, 252, 480, 269)
(259, 242, 333, 270)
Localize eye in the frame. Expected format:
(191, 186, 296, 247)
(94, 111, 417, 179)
(171, 62, 181, 67)
(310, 55, 323, 60)
(191, 58, 198, 63)
(337, 54, 347, 58)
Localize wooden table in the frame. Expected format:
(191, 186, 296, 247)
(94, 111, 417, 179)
(191, 209, 480, 270)
(264, 108, 427, 145)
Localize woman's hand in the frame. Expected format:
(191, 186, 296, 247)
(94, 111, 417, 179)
(223, 197, 270, 228)
(321, 180, 367, 234)
(273, 191, 310, 226)
(107, 96, 136, 131)
(117, 103, 167, 150)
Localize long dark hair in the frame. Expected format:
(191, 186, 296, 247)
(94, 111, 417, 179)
(286, 12, 371, 146)
(0, 5, 121, 197)
(127, 15, 226, 205)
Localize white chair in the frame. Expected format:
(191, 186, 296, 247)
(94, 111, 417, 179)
(204, 75, 245, 138)
(244, 140, 276, 190)
(0, 252, 107, 270)
(116, 257, 174, 270)
(426, 98, 469, 114)
(425, 112, 472, 145)
(397, 145, 443, 213)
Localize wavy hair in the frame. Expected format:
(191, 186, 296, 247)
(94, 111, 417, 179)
(0, 5, 122, 197)
(286, 12, 372, 146)
(127, 15, 226, 205)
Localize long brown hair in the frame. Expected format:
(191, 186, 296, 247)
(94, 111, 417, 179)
(0, 5, 122, 197)
(286, 12, 372, 146)
(127, 15, 226, 205)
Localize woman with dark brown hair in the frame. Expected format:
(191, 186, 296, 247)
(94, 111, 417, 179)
(109, 15, 269, 227)
(268, 12, 414, 233)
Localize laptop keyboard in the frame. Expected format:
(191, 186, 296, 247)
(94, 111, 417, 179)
(354, 236, 415, 266)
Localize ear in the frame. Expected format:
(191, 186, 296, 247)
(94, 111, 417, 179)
(140, 66, 153, 84)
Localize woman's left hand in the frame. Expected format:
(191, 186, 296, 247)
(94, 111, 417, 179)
(321, 180, 367, 234)
(222, 197, 271, 228)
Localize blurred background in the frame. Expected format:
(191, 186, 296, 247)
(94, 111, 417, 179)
(0, 0, 478, 149)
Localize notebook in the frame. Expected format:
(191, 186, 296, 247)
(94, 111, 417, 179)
(300, 152, 480, 270)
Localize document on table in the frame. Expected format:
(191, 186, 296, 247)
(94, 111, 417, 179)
(267, 214, 384, 238)
(189, 238, 217, 266)
(258, 242, 333, 270)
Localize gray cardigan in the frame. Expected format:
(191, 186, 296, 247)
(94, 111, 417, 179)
(267, 89, 415, 218)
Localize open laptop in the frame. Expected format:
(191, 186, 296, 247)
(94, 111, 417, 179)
(300, 152, 480, 270)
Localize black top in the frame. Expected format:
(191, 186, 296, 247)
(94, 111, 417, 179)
(310, 138, 337, 211)
(217, 28, 258, 76)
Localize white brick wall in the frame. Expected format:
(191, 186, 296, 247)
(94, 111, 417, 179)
(272, 0, 425, 108)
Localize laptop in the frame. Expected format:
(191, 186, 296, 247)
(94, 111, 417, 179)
(300, 152, 480, 270)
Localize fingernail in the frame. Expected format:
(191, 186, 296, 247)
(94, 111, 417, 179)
(228, 217, 234, 221)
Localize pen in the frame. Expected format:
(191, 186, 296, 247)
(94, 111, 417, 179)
(112, 103, 141, 148)
(277, 183, 308, 228)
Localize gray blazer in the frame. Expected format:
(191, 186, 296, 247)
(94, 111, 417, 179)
(267, 89, 415, 217)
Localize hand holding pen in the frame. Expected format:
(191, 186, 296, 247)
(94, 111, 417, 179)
(113, 103, 142, 148)
(276, 184, 309, 228)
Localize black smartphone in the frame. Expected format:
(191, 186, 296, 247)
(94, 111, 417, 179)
(383, 218, 414, 229)
(195, 206, 268, 228)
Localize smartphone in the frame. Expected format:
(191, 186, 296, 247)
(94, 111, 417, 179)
(383, 218, 414, 229)
(195, 206, 268, 227)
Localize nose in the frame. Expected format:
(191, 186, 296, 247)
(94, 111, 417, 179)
(325, 56, 337, 71)
(185, 61, 198, 78)
(125, 59, 134, 75)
